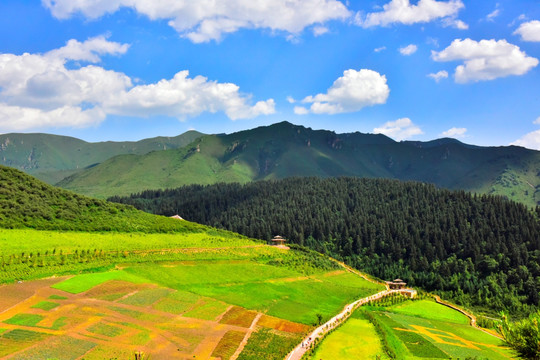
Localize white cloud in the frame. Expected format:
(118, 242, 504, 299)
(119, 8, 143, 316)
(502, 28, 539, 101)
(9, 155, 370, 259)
(399, 44, 417, 55)
(356, 0, 465, 28)
(486, 9, 500, 22)
(42, 0, 351, 43)
(511, 130, 540, 150)
(432, 38, 539, 83)
(440, 127, 466, 138)
(442, 18, 468, 30)
(374, 46, 387, 53)
(0, 37, 275, 131)
(299, 69, 389, 114)
(373, 118, 423, 141)
(511, 117, 540, 150)
(286, 96, 296, 104)
(514, 20, 540, 42)
(427, 70, 449, 82)
(294, 106, 309, 115)
(313, 26, 329, 36)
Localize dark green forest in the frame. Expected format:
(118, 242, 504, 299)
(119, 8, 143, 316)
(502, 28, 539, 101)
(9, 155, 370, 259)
(111, 177, 540, 316)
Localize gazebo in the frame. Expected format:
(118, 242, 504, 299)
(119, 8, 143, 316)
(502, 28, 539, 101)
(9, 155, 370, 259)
(270, 235, 287, 247)
(169, 215, 184, 220)
(386, 278, 407, 290)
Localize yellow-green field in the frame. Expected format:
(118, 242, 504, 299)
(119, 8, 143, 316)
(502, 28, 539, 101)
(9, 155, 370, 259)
(0, 228, 384, 359)
(309, 298, 515, 360)
(309, 314, 389, 360)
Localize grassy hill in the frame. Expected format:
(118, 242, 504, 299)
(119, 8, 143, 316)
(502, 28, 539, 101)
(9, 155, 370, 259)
(0, 164, 208, 233)
(112, 177, 540, 316)
(57, 121, 540, 206)
(0, 131, 203, 184)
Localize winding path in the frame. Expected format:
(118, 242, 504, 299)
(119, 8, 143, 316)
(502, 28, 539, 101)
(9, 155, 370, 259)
(285, 261, 392, 360)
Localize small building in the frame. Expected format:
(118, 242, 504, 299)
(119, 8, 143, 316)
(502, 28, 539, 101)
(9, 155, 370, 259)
(400, 289, 418, 299)
(270, 235, 287, 247)
(170, 215, 184, 220)
(386, 278, 407, 290)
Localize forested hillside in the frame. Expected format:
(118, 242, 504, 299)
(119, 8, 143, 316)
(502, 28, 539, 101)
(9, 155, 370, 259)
(0, 165, 206, 233)
(111, 177, 540, 315)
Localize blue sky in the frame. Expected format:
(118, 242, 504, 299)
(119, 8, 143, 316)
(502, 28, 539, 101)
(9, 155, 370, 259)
(0, 0, 539, 149)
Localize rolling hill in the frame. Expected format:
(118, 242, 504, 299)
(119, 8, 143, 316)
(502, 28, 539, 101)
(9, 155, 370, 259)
(0, 130, 203, 184)
(56, 121, 540, 206)
(0, 164, 207, 233)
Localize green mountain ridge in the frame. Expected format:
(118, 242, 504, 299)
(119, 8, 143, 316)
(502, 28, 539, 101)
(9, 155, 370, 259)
(0, 131, 203, 184)
(56, 121, 540, 206)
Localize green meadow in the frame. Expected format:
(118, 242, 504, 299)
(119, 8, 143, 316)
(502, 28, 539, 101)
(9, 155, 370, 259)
(312, 298, 515, 360)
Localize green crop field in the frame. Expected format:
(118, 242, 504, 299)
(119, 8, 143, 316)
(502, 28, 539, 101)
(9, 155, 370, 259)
(31, 301, 60, 311)
(390, 299, 470, 324)
(367, 300, 514, 359)
(308, 314, 389, 359)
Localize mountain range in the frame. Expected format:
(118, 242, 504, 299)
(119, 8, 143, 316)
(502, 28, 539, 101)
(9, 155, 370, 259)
(2, 121, 540, 206)
(0, 131, 202, 184)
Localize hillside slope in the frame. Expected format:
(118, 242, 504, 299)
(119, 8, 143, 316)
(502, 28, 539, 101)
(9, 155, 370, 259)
(0, 131, 203, 184)
(0, 164, 206, 233)
(112, 177, 540, 315)
(59, 122, 540, 206)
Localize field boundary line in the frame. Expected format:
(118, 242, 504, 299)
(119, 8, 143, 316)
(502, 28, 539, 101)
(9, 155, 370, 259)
(432, 295, 503, 340)
(230, 312, 263, 360)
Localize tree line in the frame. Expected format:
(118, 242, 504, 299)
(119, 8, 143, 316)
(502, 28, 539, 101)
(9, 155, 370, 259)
(110, 177, 540, 316)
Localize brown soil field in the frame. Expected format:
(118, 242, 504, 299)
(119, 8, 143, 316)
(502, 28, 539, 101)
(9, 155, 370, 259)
(0, 278, 308, 359)
(257, 314, 310, 333)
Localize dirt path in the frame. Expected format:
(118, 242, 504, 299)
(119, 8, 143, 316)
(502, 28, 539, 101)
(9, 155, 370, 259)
(432, 295, 503, 340)
(285, 256, 391, 360)
(230, 313, 263, 360)
(285, 289, 393, 360)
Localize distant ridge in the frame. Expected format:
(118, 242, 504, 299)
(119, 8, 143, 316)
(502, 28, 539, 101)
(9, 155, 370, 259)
(53, 121, 540, 206)
(0, 130, 203, 184)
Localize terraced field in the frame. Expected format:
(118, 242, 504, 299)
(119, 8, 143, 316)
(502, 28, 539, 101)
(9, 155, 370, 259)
(0, 228, 383, 359)
(308, 299, 515, 360)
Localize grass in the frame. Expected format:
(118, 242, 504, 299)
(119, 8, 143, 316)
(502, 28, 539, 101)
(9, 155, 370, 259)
(211, 330, 246, 359)
(185, 273, 382, 325)
(118, 287, 172, 306)
(48, 294, 68, 300)
(390, 299, 469, 324)
(183, 298, 229, 320)
(2, 329, 46, 341)
(10, 335, 96, 360)
(238, 328, 304, 360)
(52, 270, 146, 293)
(31, 301, 59, 311)
(309, 316, 388, 360)
(152, 289, 201, 314)
(0, 228, 257, 254)
(4, 314, 44, 327)
(87, 322, 127, 337)
(219, 306, 258, 327)
(51, 317, 68, 330)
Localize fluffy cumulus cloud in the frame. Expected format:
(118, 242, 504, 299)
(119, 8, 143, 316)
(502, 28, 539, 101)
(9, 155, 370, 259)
(399, 44, 417, 55)
(0, 37, 274, 131)
(441, 127, 466, 138)
(42, 0, 350, 43)
(356, 0, 465, 28)
(427, 70, 449, 82)
(373, 118, 423, 141)
(514, 20, 540, 42)
(432, 38, 539, 83)
(295, 69, 389, 115)
(511, 117, 540, 150)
